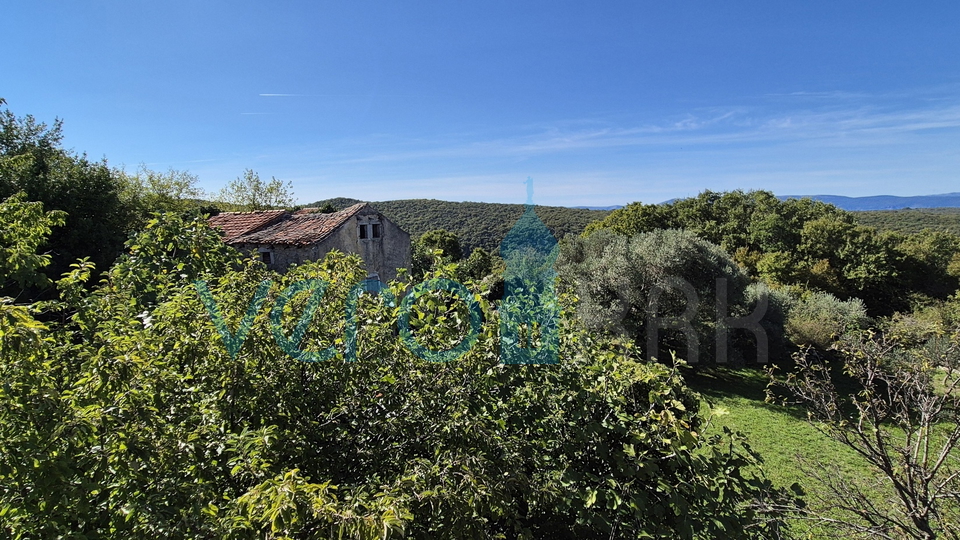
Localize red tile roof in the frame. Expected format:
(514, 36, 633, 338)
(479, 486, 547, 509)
(209, 203, 368, 247)
(207, 210, 286, 242)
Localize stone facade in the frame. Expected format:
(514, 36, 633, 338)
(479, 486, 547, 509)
(209, 203, 411, 282)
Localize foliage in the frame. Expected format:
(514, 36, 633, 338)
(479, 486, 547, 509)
(892, 229, 960, 300)
(99, 212, 247, 312)
(585, 190, 849, 253)
(794, 217, 901, 308)
(456, 247, 494, 283)
(0, 103, 206, 287)
(411, 229, 465, 280)
(0, 101, 139, 281)
(217, 169, 295, 211)
(499, 206, 561, 365)
(769, 331, 960, 538)
(784, 291, 869, 350)
(556, 228, 761, 364)
(416, 229, 462, 261)
(0, 212, 797, 538)
(744, 282, 795, 363)
(117, 164, 207, 222)
(856, 208, 960, 237)
(0, 193, 66, 292)
(587, 189, 960, 315)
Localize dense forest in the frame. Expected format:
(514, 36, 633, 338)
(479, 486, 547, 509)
(5, 100, 960, 538)
(855, 207, 960, 235)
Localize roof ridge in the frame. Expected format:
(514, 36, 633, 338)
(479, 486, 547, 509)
(213, 208, 288, 215)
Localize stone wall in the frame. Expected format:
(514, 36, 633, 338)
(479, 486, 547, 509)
(233, 206, 411, 282)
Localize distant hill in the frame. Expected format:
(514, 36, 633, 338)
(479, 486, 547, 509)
(305, 198, 612, 255)
(779, 193, 960, 211)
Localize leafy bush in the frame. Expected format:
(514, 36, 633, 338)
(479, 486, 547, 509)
(0, 193, 65, 292)
(411, 229, 462, 280)
(784, 291, 869, 349)
(456, 246, 494, 282)
(742, 282, 796, 363)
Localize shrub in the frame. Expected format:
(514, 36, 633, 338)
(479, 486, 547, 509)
(784, 291, 869, 349)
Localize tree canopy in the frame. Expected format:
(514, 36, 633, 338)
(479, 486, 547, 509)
(217, 169, 295, 211)
(0, 101, 136, 280)
(587, 190, 960, 315)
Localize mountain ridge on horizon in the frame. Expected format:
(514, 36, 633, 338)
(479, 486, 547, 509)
(777, 192, 960, 211)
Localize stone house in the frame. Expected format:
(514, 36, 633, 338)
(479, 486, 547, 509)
(208, 203, 411, 281)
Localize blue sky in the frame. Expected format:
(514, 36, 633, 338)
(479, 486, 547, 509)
(3, 2, 959, 206)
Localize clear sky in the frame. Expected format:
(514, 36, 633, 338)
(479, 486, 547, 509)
(3, 2, 959, 206)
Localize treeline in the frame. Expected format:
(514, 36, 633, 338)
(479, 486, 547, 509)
(0, 100, 215, 296)
(307, 197, 610, 255)
(584, 190, 960, 316)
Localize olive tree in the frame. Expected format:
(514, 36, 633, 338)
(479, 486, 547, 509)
(557, 229, 766, 364)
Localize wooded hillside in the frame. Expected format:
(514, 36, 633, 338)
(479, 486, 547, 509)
(306, 197, 611, 254)
(855, 207, 960, 235)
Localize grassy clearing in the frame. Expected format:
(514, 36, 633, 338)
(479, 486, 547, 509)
(683, 366, 890, 538)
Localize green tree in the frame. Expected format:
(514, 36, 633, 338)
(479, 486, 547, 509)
(216, 169, 295, 211)
(411, 229, 463, 279)
(894, 229, 960, 299)
(456, 246, 494, 282)
(0, 100, 138, 280)
(0, 193, 66, 293)
(417, 229, 462, 260)
(557, 229, 760, 364)
(117, 164, 206, 220)
(585, 189, 848, 256)
(586, 190, 918, 315)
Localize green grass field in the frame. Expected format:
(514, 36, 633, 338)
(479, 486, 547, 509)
(684, 366, 890, 538)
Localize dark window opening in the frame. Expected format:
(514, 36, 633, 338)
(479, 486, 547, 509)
(359, 224, 368, 239)
(261, 251, 272, 265)
(372, 223, 382, 238)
